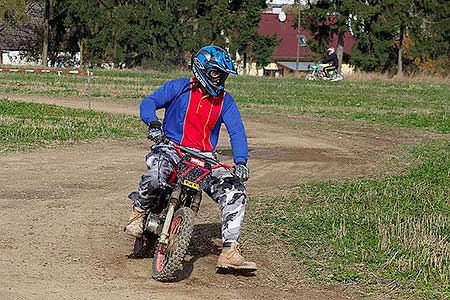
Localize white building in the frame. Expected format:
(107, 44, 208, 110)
(266, 0, 296, 7)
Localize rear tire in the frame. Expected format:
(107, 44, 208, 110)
(152, 207, 194, 282)
(305, 74, 316, 80)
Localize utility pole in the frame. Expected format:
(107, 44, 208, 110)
(296, 1, 301, 72)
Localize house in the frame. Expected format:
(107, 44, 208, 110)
(240, 11, 355, 77)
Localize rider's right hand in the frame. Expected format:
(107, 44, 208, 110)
(147, 121, 165, 143)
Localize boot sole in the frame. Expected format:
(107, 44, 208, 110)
(124, 227, 143, 239)
(216, 264, 257, 272)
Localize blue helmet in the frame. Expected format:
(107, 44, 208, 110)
(191, 45, 238, 97)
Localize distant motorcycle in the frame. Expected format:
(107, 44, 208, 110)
(305, 63, 344, 81)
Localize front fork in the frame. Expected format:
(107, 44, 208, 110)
(158, 185, 181, 245)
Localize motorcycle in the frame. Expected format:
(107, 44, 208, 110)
(305, 63, 344, 81)
(131, 138, 236, 282)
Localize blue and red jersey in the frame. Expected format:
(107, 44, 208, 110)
(140, 78, 248, 164)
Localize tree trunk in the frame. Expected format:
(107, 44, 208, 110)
(112, 31, 120, 68)
(243, 51, 247, 75)
(336, 31, 345, 74)
(79, 40, 84, 67)
(42, 0, 50, 67)
(0, 51, 3, 65)
(397, 25, 404, 76)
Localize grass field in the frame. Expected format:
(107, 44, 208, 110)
(0, 99, 143, 152)
(0, 70, 449, 133)
(0, 70, 449, 299)
(249, 141, 449, 299)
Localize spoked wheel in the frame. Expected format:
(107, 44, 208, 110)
(152, 207, 194, 282)
(305, 74, 317, 80)
(331, 73, 344, 81)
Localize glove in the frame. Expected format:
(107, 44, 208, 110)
(147, 121, 165, 143)
(234, 163, 250, 182)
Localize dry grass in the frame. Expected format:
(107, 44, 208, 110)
(347, 71, 450, 85)
(378, 215, 450, 279)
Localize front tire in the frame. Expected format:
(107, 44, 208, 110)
(152, 207, 194, 282)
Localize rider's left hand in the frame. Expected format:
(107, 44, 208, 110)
(234, 163, 250, 182)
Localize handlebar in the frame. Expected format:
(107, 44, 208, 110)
(156, 137, 232, 170)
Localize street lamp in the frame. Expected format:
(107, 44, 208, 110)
(296, 1, 301, 72)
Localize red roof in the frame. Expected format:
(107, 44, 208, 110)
(257, 13, 354, 60)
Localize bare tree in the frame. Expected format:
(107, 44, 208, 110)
(42, 0, 50, 66)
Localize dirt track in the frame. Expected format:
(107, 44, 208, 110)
(0, 95, 424, 300)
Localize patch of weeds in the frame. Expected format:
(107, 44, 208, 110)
(248, 141, 450, 299)
(332, 268, 361, 283)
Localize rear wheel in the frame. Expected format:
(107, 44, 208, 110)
(152, 207, 194, 282)
(305, 74, 317, 80)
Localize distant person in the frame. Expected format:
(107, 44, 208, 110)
(125, 45, 257, 272)
(56, 53, 64, 68)
(320, 47, 339, 77)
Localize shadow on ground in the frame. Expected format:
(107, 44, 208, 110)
(127, 222, 224, 281)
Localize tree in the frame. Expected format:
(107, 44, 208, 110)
(3, 0, 272, 69)
(300, 0, 366, 72)
(253, 34, 277, 68)
(351, 0, 442, 75)
(0, 0, 29, 32)
(409, 0, 450, 75)
(227, 0, 273, 73)
(41, 0, 51, 66)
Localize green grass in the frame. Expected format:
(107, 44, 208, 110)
(0, 99, 144, 152)
(248, 141, 450, 299)
(229, 77, 450, 133)
(0, 70, 448, 133)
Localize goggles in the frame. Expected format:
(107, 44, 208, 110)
(207, 68, 229, 83)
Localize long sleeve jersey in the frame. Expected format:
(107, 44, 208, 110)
(321, 52, 339, 68)
(140, 77, 248, 164)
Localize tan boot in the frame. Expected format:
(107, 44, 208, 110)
(217, 242, 257, 271)
(124, 207, 145, 238)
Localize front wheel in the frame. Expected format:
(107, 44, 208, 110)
(331, 73, 344, 81)
(152, 207, 194, 282)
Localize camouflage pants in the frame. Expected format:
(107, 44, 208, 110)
(130, 144, 247, 243)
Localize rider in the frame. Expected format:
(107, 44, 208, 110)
(319, 47, 339, 77)
(125, 45, 257, 271)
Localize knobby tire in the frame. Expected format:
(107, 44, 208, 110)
(151, 207, 194, 282)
